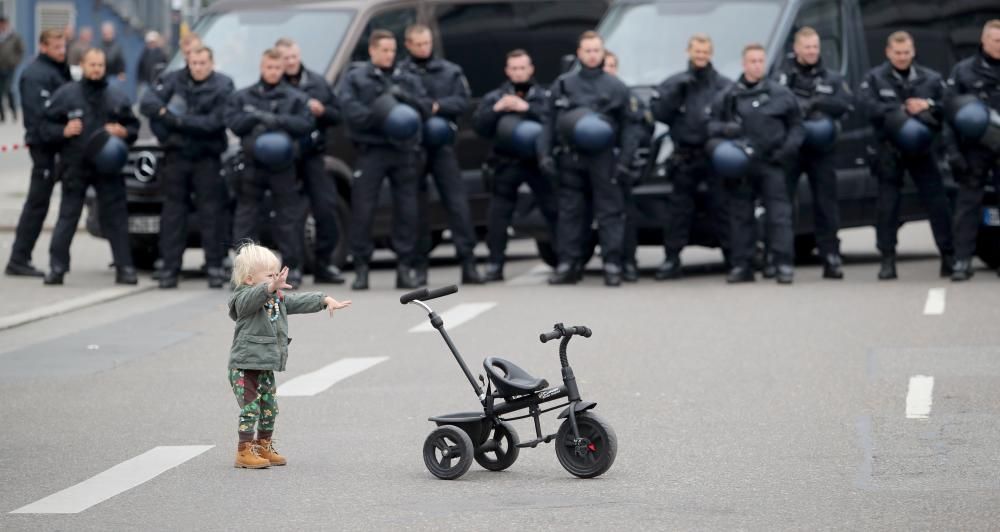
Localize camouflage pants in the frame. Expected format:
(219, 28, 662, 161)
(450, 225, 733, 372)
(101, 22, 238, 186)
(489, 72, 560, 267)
(229, 369, 278, 443)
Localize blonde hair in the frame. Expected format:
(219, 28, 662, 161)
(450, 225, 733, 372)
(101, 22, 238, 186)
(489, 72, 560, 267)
(231, 242, 280, 286)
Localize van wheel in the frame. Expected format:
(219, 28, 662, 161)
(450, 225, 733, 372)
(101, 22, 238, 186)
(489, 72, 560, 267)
(535, 239, 558, 267)
(330, 196, 350, 268)
(976, 226, 1000, 269)
(794, 235, 817, 263)
(130, 236, 159, 271)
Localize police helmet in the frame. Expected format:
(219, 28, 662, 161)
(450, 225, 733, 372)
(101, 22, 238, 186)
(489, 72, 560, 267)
(86, 130, 129, 174)
(802, 117, 837, 150)
(709, 139, 752, 180)
(423, 116, 456, 148)
(947, 94, 990, 142)
(885, 110, 933, 154)
(495, 114, 542, 158)
(372, 93, 421, 141)
(557, 108, 615, 153)
(253, 131, 295, 170)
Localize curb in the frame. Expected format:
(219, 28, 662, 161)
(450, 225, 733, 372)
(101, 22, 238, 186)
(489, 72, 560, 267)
(0, 282, 156, 331)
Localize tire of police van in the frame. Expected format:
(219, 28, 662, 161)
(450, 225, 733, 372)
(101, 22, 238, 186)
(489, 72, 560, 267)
(794, 234, 817, 263)
(330, 196, 350, 269)
(976, 225, 1000, 270)
(535, 236, 596, 268)
(129, 235, 159, 271)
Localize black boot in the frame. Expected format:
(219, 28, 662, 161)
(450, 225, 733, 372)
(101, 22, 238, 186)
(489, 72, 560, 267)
(116, 266, 138, 285)
(622, 261, 639, 283)
(396, 264, 419, 289)
(939, 254, 954, 278)
(158, 271, 179, 289)
(878, 254, 897, 280)
(775, 264, 794, 284)
(352, 262, 369, 291)
(286, 268, 303, 289)
(762, 261, 778, 279)
(314, 262, 345, 284)
(5, 260, 45, 277)
(654, 254, 682, 281)
(461, 260, 484, 285)
(412, 264, 428, 287)
(43, 267, 66, 285)
(207, 266, 227, 289)
(603, 263, 623, 287)
(548, 262, 581, 285)
(950, 259, 973, 282)
(726, 266, 755, 284)
(483, 262, 504, 282)
(822, 253, 844, 280)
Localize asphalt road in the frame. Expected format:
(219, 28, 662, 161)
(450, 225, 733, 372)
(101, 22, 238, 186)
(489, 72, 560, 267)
(2, 220, 999, 530)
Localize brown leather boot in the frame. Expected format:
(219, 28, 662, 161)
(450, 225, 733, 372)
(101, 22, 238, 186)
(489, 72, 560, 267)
(234, 441, 270, 469)
(254, 438, 287, 466)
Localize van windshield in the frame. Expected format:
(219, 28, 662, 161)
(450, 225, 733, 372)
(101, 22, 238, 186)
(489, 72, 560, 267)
(599, 0, 786, 86)
(166, 9, 355, 88)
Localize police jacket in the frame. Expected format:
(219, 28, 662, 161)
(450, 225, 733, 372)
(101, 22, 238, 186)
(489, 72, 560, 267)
(19, 54, 71, 148)
(140, 67, 235, 156)
(473, 80, 549, 153)
(708, 76, 804, 163)
(859, 62, 946, 140)
(775, 57, 852, 120)
(540, 64, 633, 158)
(948, 48, 1000, 115)
(335, 61, 432, 148)
(40, 77, 139, 166)
(285, 65, 341, 153)
(399, 57, 469, 122)
(654, 62, 731, 148)
(224, 79, 314, 141)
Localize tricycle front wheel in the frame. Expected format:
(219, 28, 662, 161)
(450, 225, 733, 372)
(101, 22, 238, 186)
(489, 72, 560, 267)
(423, 425, 474, 480)
(554, 412, 617, 478)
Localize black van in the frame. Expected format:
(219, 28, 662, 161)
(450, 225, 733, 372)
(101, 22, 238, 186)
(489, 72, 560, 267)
(516, 0, 1000, 269)
(86, 0, 610, 270)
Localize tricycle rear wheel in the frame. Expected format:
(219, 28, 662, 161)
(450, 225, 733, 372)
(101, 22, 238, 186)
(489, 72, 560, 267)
(554, 412, 617, 478)
(474, 420, 519, 471)
(423, 425, 474, 480)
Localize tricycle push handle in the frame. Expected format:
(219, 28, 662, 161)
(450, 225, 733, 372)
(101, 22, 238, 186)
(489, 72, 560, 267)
(399, 285, 458, 305)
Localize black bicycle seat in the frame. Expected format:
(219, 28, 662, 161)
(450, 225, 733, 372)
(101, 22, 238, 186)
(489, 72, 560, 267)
(483, 357, 548, 396)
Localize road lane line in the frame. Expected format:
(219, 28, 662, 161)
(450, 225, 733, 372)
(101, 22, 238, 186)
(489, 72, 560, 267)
(10, 445, 213, 514)
(923, 288, 946, 315)
(409, 302, 497, 333)
(0, 284, 154, 331)
(506, 264, 550, 286)
(905, 375, 934, 419)
(278, 357, 389, 397)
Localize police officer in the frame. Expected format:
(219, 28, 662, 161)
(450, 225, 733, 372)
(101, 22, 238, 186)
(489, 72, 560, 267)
(708, 43, 804, 284)
(41, 47, 139, 285)
(226, 48, 314, 289)
(653, 33, 732, 280)
(275, 38, 346, 285)
(335, 29, 432, 290)
(141, 45, 234, 289)
(473, 49, 558, 282)
(860, 31, 955, 280)
(946, 20, 1000, 281)
(542, 31, 634, 287)
(5, 29, 71, 277)
(399, 24, 484, 286)
(604, 50, 652, 282)
(775, 27, 853, 279)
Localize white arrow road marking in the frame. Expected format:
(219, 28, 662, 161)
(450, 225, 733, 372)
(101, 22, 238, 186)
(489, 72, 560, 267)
(923, 288, 946, 315)
(278, 357, 389, 397)
(905, 375, 934, 419)
(10, 445, 213, 514)
(409, 302, 497, 333)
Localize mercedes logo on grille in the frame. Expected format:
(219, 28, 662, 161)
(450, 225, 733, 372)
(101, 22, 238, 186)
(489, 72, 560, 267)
(134, 151, 157, 182)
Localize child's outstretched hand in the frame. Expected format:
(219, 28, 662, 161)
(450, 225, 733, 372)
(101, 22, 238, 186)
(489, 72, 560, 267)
(323, 296, 352, 317)
(268, 266, 293, 293)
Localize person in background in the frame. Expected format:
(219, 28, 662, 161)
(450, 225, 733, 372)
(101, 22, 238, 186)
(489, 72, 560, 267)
(100, 22, 126, 82)
(0, 15, 25, 123)
(138, 31, 168, 86)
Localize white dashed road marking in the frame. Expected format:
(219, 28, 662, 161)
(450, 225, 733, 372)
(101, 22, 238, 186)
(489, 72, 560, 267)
(905, 375, 934, 419)
(923, 288, 946, 315)
(278, 356, 389, 397)
(409, 302, 497, 332)
(10, 445, 213, 514)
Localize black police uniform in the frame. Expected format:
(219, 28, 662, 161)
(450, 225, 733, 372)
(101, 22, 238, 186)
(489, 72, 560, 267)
(653, 61, 732, 279)
(473, 79, 558, 280)
(6, 53, 71, 276)
(41, 76, 139, 283)
(399, 56, 482, 284)
(859, 62, 955, 278)
(285, 65, 345, 284)
(541, 64, 634, 286)
(335, 61, 432, 290)
(225, 78, 314, 282)
(141, 67, 234, 288)
(776, 57, 853, 277)
(618, 89, 654, 281)
(946, 48, 1000, 280)
(708, 75, 804, 283)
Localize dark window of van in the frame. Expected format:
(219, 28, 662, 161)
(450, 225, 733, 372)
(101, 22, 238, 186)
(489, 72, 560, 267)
(786, 0, 844, 72)
(350, 7, 418, 63)
(432, 1, 608, 96)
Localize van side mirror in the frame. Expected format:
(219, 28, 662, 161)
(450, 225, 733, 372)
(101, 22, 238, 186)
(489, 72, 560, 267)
(560, 54, 576, 75)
